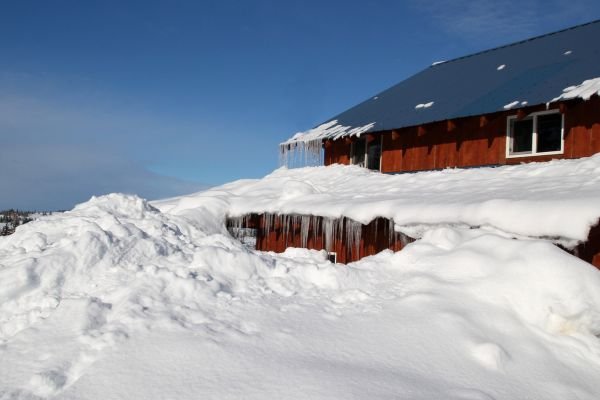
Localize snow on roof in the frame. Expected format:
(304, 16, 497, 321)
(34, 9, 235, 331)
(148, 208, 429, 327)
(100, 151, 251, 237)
(280, 120, 375, 146)
(156, 155, 600, 244)
(279, 120, 375, 167)
(281, 20, 600, 149)
(503, 100, 520, 110)
(415, 101, 434, 109)
(550, 77, 600, 102)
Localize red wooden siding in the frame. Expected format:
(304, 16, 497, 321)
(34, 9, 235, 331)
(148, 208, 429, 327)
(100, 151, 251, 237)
(572, 222, 600, 268)
(324, 97, 600, 171)
(227, 214, 413, 264)
(324, 139, 351, 165)
(228, 214, 600, 268)
(247, 98, 600, 267)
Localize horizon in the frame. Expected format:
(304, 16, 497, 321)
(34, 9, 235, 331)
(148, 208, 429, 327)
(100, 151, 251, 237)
(2, 0, 600, 210)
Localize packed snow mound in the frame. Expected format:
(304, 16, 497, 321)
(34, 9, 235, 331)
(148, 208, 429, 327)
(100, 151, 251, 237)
(1, 191, 600, 398)
(157, 154, 600, 244)
(405, 228, 600, 335)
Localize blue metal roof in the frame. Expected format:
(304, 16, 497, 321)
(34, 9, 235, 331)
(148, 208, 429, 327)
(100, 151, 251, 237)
(326, 20, 600, 133)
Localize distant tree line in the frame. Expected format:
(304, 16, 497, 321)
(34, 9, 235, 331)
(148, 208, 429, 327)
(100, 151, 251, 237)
(0, 209, 37, 236)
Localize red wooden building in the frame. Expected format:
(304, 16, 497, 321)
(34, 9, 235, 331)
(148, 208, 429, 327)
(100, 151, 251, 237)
(232, 21, 600, 267)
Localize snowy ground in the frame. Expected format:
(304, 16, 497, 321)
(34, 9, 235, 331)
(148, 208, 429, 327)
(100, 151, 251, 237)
(1, 159, 600, 399)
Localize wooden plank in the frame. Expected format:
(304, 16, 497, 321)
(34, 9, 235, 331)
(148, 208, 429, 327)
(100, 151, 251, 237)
(325, 97, 600, 172)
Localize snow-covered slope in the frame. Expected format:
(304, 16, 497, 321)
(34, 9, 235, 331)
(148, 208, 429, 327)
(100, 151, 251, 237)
(158, 154, 600, 244)
(1, 159, 600, 399)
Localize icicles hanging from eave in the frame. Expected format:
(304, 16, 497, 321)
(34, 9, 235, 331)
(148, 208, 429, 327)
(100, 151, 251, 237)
(279, 120, 376, 168)
(279, 139, 324, 169)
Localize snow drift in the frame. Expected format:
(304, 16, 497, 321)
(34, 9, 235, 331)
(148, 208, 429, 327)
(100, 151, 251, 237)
(1, 158, 600, 399)
(159, 154, 600, 245)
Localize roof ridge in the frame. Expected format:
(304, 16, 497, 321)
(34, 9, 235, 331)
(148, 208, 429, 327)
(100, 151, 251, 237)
(431, 19, 600, 67)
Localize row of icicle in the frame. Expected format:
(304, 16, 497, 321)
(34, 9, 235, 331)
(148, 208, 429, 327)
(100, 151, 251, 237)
(227, 213, 400, 254)
(279, 139, 323, 168)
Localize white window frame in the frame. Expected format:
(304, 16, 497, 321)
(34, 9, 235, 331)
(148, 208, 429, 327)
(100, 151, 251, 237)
(327, 251, 337, 263)
(506, 110, 564, 158)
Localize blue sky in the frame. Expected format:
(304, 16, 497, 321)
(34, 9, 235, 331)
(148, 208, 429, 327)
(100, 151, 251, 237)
(2, 0, 599, 210)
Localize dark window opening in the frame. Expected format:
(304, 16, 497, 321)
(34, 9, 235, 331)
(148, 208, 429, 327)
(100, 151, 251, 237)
(367, 138, 382, 171)
(508, 111, 563, 156)
(351, 138, 366, 167)
(327, 252, 337, 263)
(537, 113, 562, 153)
(510, 118, 533, 153)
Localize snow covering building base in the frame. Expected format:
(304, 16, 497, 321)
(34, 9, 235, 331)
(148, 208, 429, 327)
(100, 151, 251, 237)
(228, 213, 600, 268)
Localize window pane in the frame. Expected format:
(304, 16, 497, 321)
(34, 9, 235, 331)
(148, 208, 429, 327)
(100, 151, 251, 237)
(367, 139, 381, 170)
(351, 139, 366, 166)
(537, 113, 562, 153)
(511, 118, 533, 153)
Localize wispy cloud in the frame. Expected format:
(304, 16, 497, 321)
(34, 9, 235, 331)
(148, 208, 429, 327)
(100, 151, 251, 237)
(410, 0, 596, 43)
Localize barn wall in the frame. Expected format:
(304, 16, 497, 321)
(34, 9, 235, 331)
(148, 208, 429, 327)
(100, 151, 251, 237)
(227, 214, 600, 268)
(380, 115, 507, 172)
(325, 97, 600, 172)
(324, 139, 351, 165)
(227, 214, 412, 264)
(572, 222, 600, 269)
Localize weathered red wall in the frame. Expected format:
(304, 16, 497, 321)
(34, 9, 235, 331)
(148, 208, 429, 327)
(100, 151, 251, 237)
(572, 223, 600, 269)
(228, 214, 600, 268)
(228, 214, 412, 263)
(324, 97, 600, 172)
(324, 139, 351, 165)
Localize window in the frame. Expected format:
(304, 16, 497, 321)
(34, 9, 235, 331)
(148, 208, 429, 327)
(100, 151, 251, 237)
(350, 136, 382, 171)
(367, 139, 382, 171)
(327, 252, 337, 263)
(351, 138, 366, 167)
(507, 111, 563, 157)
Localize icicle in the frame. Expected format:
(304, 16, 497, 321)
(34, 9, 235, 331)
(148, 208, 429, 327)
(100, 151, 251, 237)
(301, 215, 310, 248)
(373, 218, 379, 243)
(345, 218, 362, 255)
(337, 217, 344, 248)
(312, 215, 319, 247)
(283, 214, 290, 247)
(264, 213, 274, 243)
(279, 120, 375, 168)
(324, 218, 334, 251)
(278, 139, 323, 168)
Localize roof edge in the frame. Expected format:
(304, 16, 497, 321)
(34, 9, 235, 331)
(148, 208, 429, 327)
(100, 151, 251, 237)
(430, 19, 600, 68)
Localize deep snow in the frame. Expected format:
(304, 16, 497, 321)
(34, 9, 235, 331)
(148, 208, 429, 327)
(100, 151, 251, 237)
(159, 154, 600, 245)
(1, 159, 600, 399)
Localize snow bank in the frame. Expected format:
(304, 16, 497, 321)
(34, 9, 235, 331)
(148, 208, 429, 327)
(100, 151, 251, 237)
(158, 155, 600, 244)
(1, 192, 600, 398)
(0, 194, 350, 396)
